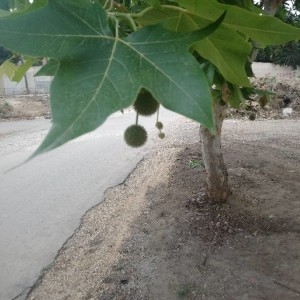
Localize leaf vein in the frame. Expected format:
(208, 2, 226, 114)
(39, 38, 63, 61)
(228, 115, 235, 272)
(46, 39, 119, 148)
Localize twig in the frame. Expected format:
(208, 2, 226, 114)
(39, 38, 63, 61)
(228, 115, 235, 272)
(10, 285, 34, 300)
(202, 231, 219, 266)
(273, 280, 300, 295)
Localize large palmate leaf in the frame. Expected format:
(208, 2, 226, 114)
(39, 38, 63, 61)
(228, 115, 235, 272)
(0, 0, 9, 10)
(8, 0, 32, 11)
(177, 0, 300, 45)
(137, 7, 251, 86)
(35, 59, 59, 77)
(0, 0, 224, 155)
(0, 0, 9, 18)
(138, 0, 300, 86)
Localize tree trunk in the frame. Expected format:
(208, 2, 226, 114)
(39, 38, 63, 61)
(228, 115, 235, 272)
(200, 101, 230, 203)
(250, 0, 285, 61)
(24, 73, 30, 94)
(20, 57, 30, 94)
(199, 0, 283, 203)
(262, 0, 285, 16)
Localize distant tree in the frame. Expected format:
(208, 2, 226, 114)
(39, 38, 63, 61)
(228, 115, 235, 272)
(256, 0, 300, 67)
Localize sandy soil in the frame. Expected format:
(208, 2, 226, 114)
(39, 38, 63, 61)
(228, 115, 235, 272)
(23, 117, 300, 300)
(1, 92, 299, 299)
(0, 95, 51, 120)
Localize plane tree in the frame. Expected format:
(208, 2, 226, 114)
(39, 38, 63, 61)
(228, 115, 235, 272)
(0, 0, 299, 202)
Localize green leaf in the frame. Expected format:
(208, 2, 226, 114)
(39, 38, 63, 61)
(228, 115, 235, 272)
(230, 85, 244, 108)
(0, 0, 223, 155)
(9, 0, 32, 11)
(241, 87, 275, 99)
(201, 62, 215, 86)
(192, 29, 251, 86)
(252, 88, 275, 97)
(239, 0, 263, 14)
(177, 0, 300, 46)
(139, 0, 300, 85)
(35, 59, 59, 76)
(0, 9, 9, 16)
(137, 7, 251, 86)
(0, 0, 9, 10)
(12, 58, 32, 82)
(0, 59, 17, 78)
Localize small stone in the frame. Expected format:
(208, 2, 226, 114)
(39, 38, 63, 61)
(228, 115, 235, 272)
(282, 107, 293, 116)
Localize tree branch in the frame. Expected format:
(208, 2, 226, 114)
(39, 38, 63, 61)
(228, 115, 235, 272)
(263, 0, 285, 16)
(251, 0, 285, 62)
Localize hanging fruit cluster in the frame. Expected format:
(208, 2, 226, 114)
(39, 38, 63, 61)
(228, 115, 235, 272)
(124, 88, 165, 148)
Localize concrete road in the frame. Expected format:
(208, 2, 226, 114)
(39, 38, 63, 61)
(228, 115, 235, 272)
(0, 108, 181, 300)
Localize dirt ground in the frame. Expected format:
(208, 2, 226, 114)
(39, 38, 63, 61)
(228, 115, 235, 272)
(1, 88, 300, 299)
(0, 95, 51, 120)
(1, 77, 300, 122)
(24, 118, 300, 300)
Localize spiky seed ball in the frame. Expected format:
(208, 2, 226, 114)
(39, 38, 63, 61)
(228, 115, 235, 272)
(155, 121, 164, 130)
(249, 112, 256, 121)
(124, 124, 147, 147)
(158, 132, 165, 139)
(133, 89, 159, 116)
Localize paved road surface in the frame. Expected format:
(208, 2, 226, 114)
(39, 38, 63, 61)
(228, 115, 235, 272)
(0, 109, 181, 300)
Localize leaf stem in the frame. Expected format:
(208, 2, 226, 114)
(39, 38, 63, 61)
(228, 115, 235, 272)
(109, 0, 115, 11)
(104, 0, 115, 11)
(158, 5, 188, 14)
(156, 106, 160, 123)
(108, 12, 137, 32)
(115, 18, 119, 38)
(135, 113, 139, 125)
(109, 5, 187, 20)
(108, 11, 129, 18)
(134, 5, 187, 18)
(103, 0, 111, 10)
(123, 14, 137, 31)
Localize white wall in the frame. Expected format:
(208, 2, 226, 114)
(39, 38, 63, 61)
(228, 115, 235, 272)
(252, 62, 300, 80)
(0, 63, 299, 96)
(0, 66, 52, 96)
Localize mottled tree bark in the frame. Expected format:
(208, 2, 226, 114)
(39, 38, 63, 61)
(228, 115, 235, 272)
(200, 102, 229, 203)
(262, 0, 285, 15)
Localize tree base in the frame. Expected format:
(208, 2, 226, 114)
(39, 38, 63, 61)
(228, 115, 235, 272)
(200, 102, 230, 204)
